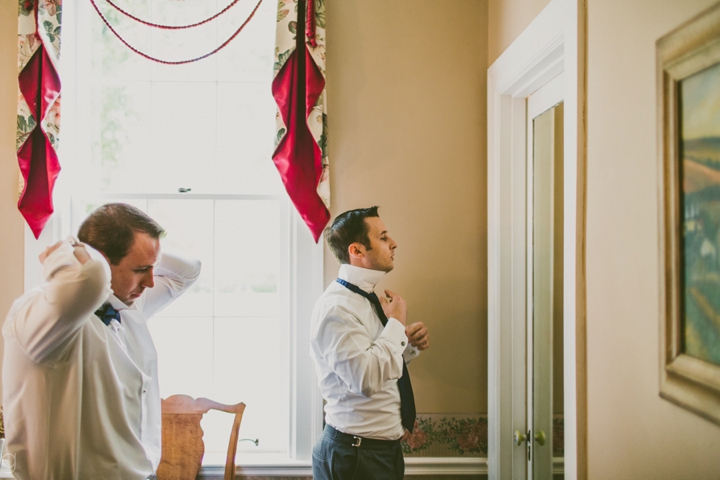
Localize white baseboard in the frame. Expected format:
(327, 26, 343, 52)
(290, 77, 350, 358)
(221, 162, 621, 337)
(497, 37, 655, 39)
(405, 457, 487, 475)
(197, 456, 488, 477)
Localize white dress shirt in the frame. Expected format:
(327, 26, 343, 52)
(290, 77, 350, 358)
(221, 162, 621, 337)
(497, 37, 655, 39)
(310, 264, 420, 441)
(2, 239, 200, 480)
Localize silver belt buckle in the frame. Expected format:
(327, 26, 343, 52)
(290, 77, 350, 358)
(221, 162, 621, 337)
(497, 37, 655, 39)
(352, 435, 362, 447)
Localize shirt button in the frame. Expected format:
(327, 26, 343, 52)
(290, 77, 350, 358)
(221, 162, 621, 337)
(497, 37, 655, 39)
(401, 341, 406, 346)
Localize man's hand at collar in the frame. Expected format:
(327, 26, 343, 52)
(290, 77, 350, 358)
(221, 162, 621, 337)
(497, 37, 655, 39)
(379, 290, 407, 326)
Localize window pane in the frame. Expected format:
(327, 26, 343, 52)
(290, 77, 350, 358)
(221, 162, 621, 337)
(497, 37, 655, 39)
(149, 3, 218, 82)
(90, 0, 151, 81)
(211, 317, 289, 454)
(216, 82, 281, 195)
(149, 316, 214, 397)
(89, 82, 152, 193)
(216, 0, 277, 83)
(149, 82, 218, 194)
(148, 199, 214, 317)
(214, 200, 281, 317)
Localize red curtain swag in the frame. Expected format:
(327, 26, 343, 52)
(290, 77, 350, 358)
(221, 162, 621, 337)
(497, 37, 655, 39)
(17, 2, 62, 239)
(272, 0, 329, 242)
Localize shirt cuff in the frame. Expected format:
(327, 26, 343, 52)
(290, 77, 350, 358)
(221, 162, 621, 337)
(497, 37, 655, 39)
(382, 318, 409, 352)
(403, 343, 420, 363)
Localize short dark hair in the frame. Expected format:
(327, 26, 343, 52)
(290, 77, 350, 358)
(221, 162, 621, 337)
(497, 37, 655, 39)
(78, 203, 165, 265)
(325, 206, 380, 264)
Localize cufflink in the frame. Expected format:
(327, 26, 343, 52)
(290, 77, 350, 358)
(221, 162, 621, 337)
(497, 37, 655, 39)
(401, 341, 406, 346)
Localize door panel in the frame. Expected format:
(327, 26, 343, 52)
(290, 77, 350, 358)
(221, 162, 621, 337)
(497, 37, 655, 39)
(530, 102, 564, 480)
(525, 73, 564, 480)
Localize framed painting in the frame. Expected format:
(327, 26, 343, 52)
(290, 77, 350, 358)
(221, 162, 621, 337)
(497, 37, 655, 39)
(658, 3, 720, 425)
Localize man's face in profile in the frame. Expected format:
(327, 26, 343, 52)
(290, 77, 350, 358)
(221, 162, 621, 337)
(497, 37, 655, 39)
(356, 217, 398, 272)
(109, 232, 160, 305)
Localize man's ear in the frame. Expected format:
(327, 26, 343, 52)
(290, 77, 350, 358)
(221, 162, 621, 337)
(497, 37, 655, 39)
(348, 242, 365, 260)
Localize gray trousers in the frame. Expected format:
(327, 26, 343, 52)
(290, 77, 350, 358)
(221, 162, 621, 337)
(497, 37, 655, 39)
(312, 425, 405, 480)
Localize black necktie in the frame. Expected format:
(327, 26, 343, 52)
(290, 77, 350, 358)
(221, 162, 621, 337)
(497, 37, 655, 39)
(336, 278, 417, 432)
(95, 303, 121, 326)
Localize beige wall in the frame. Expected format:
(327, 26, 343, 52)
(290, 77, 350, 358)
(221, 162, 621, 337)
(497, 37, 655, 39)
(0, 0, 25, 395)
(586, 0, 720, 477)
(325, 0, 488, 413)
(487, 0, 551, 66)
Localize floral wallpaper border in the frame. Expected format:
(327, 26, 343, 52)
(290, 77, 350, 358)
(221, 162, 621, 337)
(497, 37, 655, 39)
(400, 414, 564, 458)
(401, 414, 486, 457)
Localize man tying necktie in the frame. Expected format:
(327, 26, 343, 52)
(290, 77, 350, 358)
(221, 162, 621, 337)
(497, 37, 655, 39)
(2, 203, 200, 480)
(310, 206, 430, 480)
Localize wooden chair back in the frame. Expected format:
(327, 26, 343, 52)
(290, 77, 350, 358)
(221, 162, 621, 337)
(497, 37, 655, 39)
(156, 394, 246, 480)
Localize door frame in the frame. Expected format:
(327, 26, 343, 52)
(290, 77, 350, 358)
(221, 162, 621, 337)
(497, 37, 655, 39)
(487, 0, 587, 479)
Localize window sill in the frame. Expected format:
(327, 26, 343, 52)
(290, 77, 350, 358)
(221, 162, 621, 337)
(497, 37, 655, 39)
(200, 452, 311, 476)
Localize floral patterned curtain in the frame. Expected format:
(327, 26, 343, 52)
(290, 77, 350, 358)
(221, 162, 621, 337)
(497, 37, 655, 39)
(17, 0, 62, 238)
(272, 0, 329, 242)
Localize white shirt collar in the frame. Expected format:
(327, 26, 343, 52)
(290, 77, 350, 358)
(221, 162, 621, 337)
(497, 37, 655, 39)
(106, 294, 136, 311)
(338, 264, 386, 293)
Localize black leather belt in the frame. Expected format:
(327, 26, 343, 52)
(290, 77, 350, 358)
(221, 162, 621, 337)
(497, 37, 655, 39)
(324, 424, 402, 449)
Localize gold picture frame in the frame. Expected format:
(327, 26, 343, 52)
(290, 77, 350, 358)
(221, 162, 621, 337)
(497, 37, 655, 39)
(658, 2, 720, 425)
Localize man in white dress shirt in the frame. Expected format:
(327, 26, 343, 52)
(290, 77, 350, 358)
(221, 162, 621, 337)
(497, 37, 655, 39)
(2, 203, 201, 480)
(311, 206, 430, 480)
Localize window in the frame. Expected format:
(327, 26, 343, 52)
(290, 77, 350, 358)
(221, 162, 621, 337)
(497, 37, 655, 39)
(25, 0, 323, 466)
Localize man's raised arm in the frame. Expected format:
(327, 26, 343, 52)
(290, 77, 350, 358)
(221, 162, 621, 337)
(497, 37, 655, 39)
(138, 252, 201, 319)
(3, 239, 111, 364)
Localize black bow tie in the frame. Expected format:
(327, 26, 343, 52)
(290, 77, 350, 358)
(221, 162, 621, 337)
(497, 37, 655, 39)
(95, 303, 121, 326)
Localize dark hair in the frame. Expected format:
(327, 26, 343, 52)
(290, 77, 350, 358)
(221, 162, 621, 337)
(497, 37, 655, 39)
(78, 203, 165, 265)
(324, 206, 380, 264)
